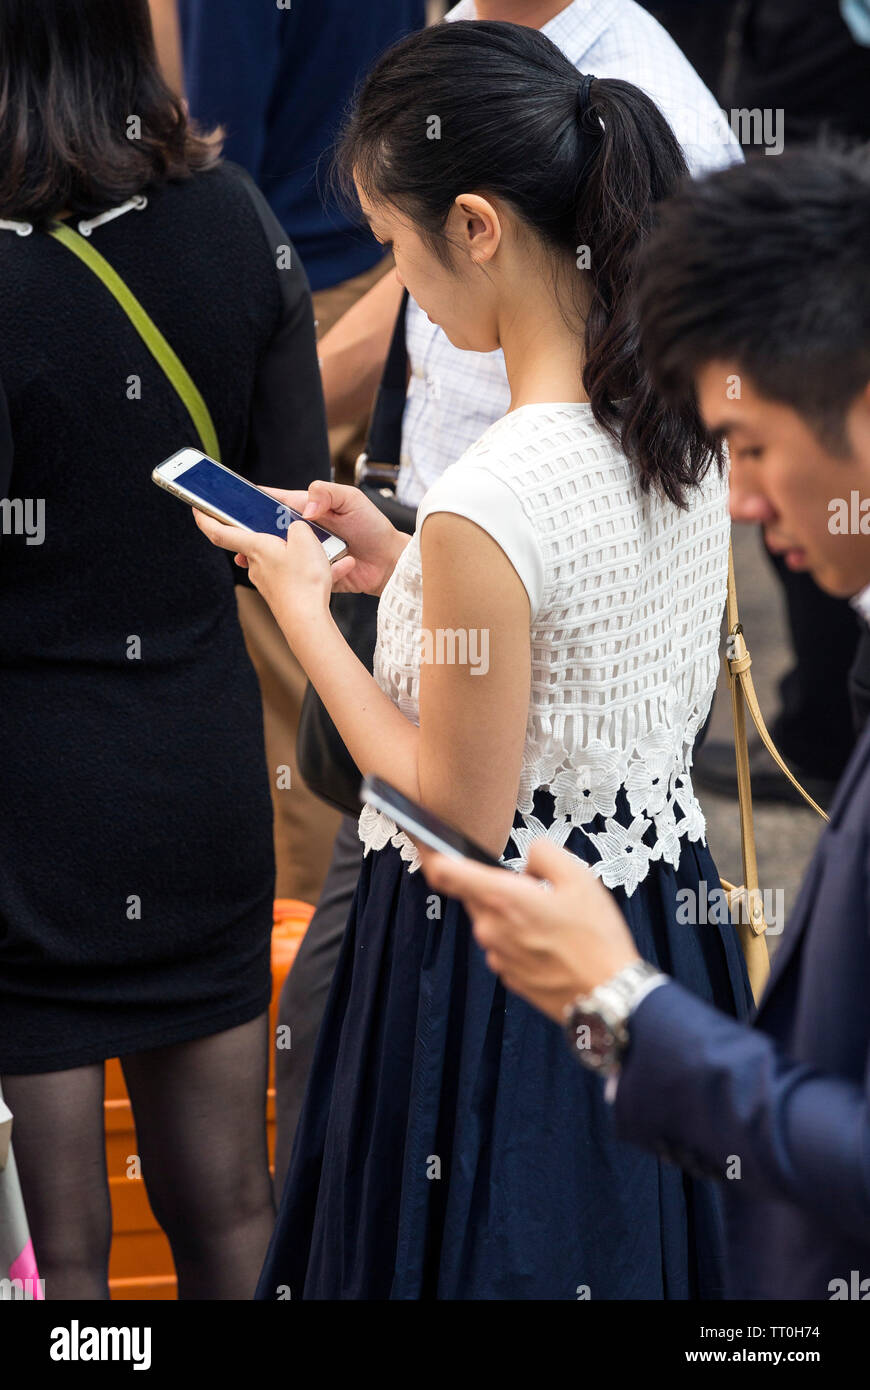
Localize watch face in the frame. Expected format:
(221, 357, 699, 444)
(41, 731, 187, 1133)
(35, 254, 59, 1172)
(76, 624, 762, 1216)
(571, 1015, 618, 1069)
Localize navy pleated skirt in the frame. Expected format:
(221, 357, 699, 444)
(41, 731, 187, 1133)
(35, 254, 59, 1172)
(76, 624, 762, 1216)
(258, 791, 752, 1300)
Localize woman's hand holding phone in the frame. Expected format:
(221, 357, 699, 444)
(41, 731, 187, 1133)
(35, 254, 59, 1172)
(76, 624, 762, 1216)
(194, 478, 410, 647)
(263, 480, 410, 598)
(195, 482, 419, 793)
(194, 498, 335, 636)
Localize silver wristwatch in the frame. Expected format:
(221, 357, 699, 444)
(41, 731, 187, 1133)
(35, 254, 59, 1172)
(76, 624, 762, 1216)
(563, 960, 667, 1076)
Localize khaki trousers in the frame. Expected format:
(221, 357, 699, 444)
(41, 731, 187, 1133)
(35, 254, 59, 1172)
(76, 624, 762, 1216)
(314, 254, 394, 483)
(236, 254, 393, 903)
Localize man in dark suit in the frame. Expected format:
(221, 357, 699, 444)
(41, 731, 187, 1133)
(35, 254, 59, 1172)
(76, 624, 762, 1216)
(419, 145, 870, 1299)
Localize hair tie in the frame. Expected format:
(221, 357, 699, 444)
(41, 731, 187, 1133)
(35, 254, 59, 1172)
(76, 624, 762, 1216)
(576, 73, 596, 119)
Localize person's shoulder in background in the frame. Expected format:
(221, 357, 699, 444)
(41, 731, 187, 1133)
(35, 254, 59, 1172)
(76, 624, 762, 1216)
(580, 0, 744, 174)
(157, 159, 295, 256)
(146, 158, 314, 313)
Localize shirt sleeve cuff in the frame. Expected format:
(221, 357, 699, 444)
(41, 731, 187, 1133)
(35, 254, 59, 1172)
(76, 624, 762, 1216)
(604, 975, 669, 1103)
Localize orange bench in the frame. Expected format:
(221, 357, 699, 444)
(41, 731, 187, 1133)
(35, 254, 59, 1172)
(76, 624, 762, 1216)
(106, 898, 314, 1300)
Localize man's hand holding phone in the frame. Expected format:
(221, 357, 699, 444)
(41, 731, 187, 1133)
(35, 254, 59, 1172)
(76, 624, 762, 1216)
(418, 840, 641, 1023)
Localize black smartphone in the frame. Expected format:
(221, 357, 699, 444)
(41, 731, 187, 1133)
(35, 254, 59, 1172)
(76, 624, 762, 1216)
(361, 775, 504, 868)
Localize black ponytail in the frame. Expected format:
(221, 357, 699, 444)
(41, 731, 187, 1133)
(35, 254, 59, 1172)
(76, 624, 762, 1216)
(339, 20, 721, 506)
(576, 76, 720, 503)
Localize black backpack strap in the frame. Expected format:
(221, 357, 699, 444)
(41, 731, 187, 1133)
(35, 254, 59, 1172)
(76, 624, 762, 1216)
(358, 288, 409, 474)
(297, 298, 416, 811)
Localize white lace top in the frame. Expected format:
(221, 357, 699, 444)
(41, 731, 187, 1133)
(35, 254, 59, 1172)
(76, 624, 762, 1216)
(359, 403, 729, 895)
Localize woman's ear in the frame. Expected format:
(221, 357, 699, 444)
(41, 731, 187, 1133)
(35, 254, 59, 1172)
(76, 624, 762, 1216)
(450, 193, 502, 265)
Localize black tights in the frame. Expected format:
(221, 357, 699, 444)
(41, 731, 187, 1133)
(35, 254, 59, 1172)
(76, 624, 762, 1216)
(2, 1013, 275, 1300)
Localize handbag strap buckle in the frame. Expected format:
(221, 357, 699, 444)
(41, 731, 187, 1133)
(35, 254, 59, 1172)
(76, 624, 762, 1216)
(354, 452, 400, 491)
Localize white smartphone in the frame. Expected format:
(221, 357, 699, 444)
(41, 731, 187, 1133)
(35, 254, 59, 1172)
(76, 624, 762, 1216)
(152, 447, 348, 563)
(361, 775, 505, 868)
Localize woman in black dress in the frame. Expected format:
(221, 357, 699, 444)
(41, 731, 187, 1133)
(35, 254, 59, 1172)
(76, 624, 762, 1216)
(0, 0, 329, 1298)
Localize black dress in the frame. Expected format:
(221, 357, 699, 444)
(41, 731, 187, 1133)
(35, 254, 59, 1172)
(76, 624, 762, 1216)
(0, 162, 330, 1073)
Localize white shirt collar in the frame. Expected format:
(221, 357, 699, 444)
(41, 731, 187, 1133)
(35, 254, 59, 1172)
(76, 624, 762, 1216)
(450, 1, 619, 58)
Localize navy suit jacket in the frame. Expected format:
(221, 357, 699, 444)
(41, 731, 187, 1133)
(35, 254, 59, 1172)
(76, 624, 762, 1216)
(615, 718, 870, 1299)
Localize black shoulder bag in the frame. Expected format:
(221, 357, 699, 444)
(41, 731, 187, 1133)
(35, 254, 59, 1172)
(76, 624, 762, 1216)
(296, 291, 417, 815)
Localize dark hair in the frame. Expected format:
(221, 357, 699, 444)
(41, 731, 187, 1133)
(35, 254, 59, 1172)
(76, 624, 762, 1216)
(338, 20, 715, 506)
(0, 0, 222, 227)
(635, 143, 870, 457)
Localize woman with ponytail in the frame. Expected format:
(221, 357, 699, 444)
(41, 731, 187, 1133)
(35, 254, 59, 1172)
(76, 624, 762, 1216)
(199, 20, 752, 1300)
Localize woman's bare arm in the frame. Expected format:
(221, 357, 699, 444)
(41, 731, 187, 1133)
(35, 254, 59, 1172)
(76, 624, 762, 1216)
(148, 0, 185, 97)
(318, 270, 405, 429)
(417, 513, 531, 856)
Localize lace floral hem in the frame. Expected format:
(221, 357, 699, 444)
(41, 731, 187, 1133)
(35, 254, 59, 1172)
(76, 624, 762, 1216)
(357, 770, 707, 896)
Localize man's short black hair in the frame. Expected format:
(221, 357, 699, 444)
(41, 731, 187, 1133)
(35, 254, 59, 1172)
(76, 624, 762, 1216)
(636, 143, 870, 454)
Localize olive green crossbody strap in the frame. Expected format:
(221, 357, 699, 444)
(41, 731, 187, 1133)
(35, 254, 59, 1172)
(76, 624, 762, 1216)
(48, 220, 221, 462)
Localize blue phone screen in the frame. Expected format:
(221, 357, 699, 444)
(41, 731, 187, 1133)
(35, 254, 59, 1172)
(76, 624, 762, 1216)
(179, 458, 333, 543)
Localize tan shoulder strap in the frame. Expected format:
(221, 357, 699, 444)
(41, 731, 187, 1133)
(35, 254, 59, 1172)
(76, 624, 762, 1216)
(726, 544, 828, 820)
(720, 539, 828, 1003)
